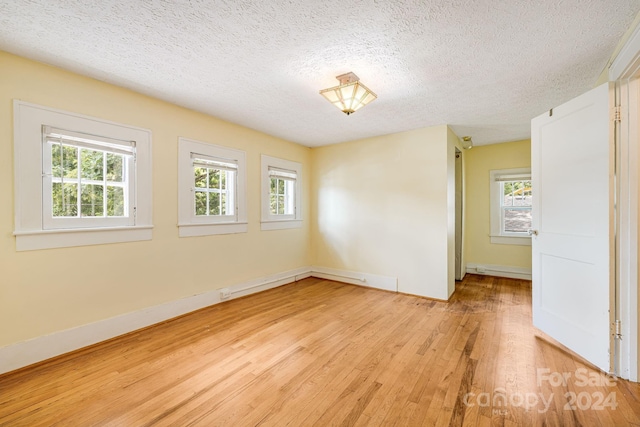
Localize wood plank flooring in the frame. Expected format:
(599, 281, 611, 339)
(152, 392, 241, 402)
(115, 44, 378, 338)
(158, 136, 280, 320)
(2, 275, 640, 426)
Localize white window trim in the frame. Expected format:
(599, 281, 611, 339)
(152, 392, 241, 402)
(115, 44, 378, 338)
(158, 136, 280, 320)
(489, 167, 532, 246)
(13, 100, 153, 251)
(178, 138, 247, 237)
(261, 155, 302, 231)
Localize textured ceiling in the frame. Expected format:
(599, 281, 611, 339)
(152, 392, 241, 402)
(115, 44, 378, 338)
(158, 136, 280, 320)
(1, 1, 639, 147)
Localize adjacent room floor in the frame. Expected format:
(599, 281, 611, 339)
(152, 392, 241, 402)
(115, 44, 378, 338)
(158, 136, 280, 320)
(1, 275, 639, 426)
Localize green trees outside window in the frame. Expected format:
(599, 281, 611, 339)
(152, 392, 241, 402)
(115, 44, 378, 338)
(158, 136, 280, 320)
(51, 144, 127, 218)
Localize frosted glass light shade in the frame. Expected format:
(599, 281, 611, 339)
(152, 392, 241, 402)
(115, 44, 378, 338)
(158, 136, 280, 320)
(319, 72, 377, 115)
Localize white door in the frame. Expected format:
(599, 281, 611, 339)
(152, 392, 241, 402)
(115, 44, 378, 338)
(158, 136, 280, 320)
(531, 82, 614, 373)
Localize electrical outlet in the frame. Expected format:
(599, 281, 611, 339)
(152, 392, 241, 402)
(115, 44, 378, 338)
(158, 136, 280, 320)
(476, 265, 486, 274)
(220, 287, 230, 300)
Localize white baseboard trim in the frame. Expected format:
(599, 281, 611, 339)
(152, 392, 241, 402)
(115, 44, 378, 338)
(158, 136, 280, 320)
(0, 266, 311, 375)
(0, 265, 398, 375)
(310, 266, 398, 292)
(226, 267, 312, 299)
(466, 263, 532, 280)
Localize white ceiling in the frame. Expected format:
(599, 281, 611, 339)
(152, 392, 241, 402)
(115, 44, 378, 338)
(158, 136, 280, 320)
(1, 1, 639, 147)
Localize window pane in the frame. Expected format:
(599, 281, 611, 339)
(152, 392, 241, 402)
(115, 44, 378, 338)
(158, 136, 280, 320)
(286, 203, 294, 215)
(284, 181, 295, 214)
(63, 184, 78, 216)
(277, 178, 285, 194)
(209, 169, 220, 189)
(270, 177, 277, 193)
(52, 182, 64, 216)
(278, 195, 285, 215)
(270, 193, 277, 215)
(504, 208, 532, 233)
(81, 184, 104, 217)
(106, 153, 124, 182)
(210, 192, 220, 215)
(51, 144, 62, 178)
(107, 186, 125, 216)
(502, 182, 513, 207)
(502, 180, 533, 208)
(52, 183, 78, 217)
(194, 167, 207, 188)
(221, 193, 227, 215)
(81, 149, 104, 181)
(517, 181, 532, 206)
(62, 146, 78, 179)
(221, 170, 227, 190)
(195, 191, 207, 215)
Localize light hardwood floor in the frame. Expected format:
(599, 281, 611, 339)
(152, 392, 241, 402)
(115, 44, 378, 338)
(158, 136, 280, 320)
(2, 275, 640, 426)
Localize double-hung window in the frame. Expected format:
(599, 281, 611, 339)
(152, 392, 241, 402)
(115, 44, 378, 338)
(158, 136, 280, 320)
(268, 167, 296, 218)
(178, 138, 247, 237)
(13, 101, 153, 251)
(490, 168, 532, 245)
(42, 127, 135, 229)
(261, 155, 302, 230)
(193, 154, 237, 219)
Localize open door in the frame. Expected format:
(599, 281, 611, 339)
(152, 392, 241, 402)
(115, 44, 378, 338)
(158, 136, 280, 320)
(531, 82, 614, 373)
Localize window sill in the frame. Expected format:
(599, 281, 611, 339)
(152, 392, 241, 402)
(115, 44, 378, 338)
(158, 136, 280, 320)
(178, 222, 248, 237)
(489, 234, 531, 246)
(261, 220, 302, 231)
(14, 226, 153, 251)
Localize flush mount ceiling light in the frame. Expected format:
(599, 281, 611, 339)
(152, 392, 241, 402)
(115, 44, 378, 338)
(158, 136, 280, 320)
(319, 72, 377, 115)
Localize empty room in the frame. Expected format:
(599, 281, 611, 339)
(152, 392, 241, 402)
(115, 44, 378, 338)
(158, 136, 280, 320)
(2, 1, 640, 425)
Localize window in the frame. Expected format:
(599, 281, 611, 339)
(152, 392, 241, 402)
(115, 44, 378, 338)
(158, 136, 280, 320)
(13, 101, 152, 251)
(178, 138, 247, 237)
(269, 167, 296, 217)
(490, 168, 532, 245)
(43, 127, 135, 229)
(261, 155, 302, 230)
(193, 155, 236, 218)
(500, 179, 532, 233)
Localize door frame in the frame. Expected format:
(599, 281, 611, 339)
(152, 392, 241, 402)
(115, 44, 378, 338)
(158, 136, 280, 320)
(609, 22, 640, 382)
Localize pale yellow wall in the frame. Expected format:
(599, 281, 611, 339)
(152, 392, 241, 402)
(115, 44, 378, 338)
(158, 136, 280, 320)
(0, 50, 529, 351)
(464, 139, 532, 269)
(0, 51, 312, 347)
(311, 126, 453, 300)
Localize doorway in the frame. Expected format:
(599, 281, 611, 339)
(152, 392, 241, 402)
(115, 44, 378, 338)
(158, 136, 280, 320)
(455, 148, 463, 281)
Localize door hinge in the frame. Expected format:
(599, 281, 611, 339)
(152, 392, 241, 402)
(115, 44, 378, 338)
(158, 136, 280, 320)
(613, 106, 622, 123)
(614, 320, 622, 340)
